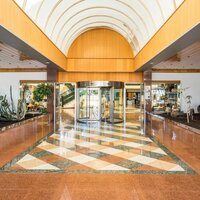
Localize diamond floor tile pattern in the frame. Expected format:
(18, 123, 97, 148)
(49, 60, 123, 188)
(0, 122, 196, 174)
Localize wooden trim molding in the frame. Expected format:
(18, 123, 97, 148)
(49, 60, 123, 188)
(20, 80, 47, 83)
(0, 68, 47, 72)
(152, 69, 200, 73)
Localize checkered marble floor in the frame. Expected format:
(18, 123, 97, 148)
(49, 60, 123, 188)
(1, 121, 195, 174)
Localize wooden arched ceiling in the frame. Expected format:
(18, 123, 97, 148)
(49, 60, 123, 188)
(14, 0, 184, 56)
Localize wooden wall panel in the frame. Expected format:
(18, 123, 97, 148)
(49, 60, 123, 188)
(67, 58, 134, 72)
(67, 29, 134, 72)
(0, 0, 67, 70)
(68, 29, 133, 59)
(58, 72, 143, 83)
(134, 0, 200, 71)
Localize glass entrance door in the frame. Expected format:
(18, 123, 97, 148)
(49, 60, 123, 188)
(113, 87, 124, 123)
(101, 87, 111, 121)
(104, 87, 124, 124)
(76, 81, 124, 124)
(88, 88, 100, 120)
(77, 88, 100, 123)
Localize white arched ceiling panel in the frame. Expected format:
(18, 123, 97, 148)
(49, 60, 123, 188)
(54, 11, 145, 51)
(14, 0, 184, 56)
(176, 0, 184, 7)
(34, 1, 58, 28)
(44, 0, 151, 37)
(25, 0, 43, 20)
(140, 0, 164, 29)
(53, 8, 146, 42)
(157, 0, 175, 20)
(44, 0, 83, 35)
(62, 21, 140, 55)
(48, 1, 150, 41)
(15, 0, 24, 8)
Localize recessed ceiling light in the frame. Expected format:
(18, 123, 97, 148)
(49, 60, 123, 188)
(45, 61, 50, 64)
(150, 62, 154, 65)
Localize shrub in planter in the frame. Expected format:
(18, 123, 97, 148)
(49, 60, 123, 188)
(33, 83, 53, 102)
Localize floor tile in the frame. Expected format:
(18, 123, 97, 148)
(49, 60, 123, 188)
(69, 155, 96, 164)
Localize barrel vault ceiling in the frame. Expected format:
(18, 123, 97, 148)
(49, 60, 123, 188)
(14, 0, 184, 56)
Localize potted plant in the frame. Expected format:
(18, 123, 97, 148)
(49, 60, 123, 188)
(33, 83, 53, 113)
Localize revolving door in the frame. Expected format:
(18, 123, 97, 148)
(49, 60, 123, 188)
(76, 81, 124, 123)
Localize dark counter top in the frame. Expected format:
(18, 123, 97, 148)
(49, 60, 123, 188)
(148, 112, 200, 134)
(0, 114, 45, 133)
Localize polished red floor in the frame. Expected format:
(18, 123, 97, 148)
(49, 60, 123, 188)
(0, 110, 200, 200)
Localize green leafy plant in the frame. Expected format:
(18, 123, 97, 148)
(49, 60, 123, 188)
(33, 83, 53, 102)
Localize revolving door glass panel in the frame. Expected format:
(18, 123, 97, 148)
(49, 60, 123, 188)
(113, 88, 124, 123)
(77, 88, 100, 122)
(101, 88, 111, 121)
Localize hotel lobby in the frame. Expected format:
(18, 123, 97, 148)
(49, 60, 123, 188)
(0, 0, 200, 199)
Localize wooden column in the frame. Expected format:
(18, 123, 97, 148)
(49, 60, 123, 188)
(143, 70, 152, 135)
(47, 67, 58, 119)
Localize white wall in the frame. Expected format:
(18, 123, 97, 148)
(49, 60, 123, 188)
(0, 72, 47, 106)
(152, 73, 200, 112)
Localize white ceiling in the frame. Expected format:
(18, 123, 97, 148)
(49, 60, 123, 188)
(153, 41, 200, 69)
(14, 0, 184, 56)
(0, 42, 46, 68)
